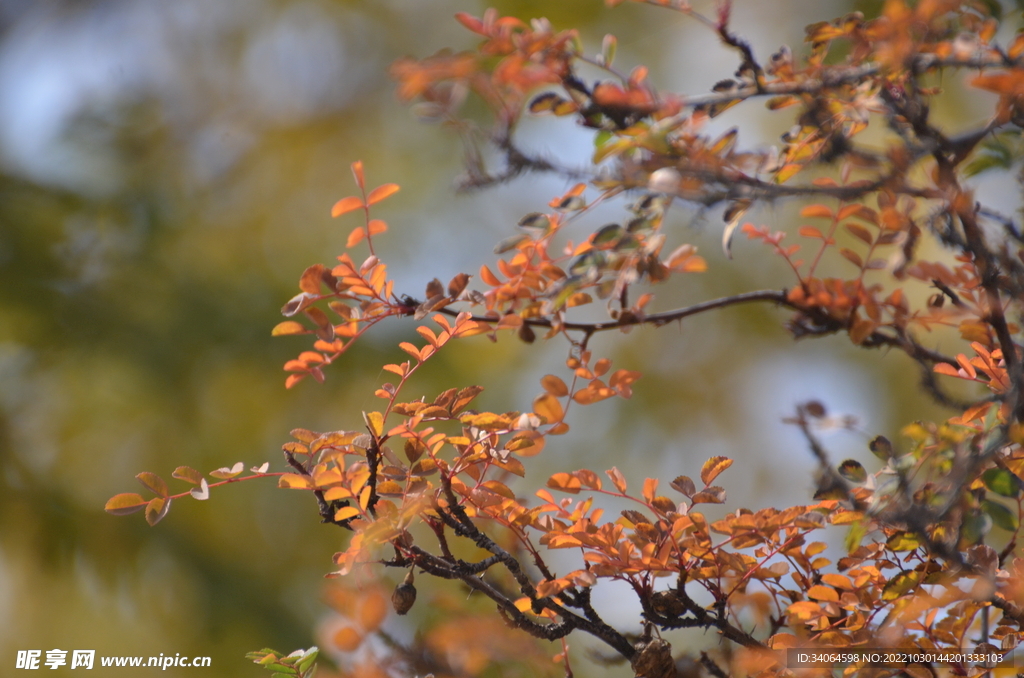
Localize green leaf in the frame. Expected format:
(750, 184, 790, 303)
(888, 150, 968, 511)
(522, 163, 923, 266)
(886, 531, 923, 552)
(517, 213, 551, 236)
(983, 499, 1019, 531)
(983, 468, 1020, 498)
(296, 647, 319, 674)
(592, 223, 624, 247)
(881, 570, 922, 601)
(978, 0, 1002, 19)
(494, 234, 529, 254)
(844, 518, 867, 554)
(961, 511, 992, 546)
(600, 34, 617, 67)
(964, 139, 1013, 177)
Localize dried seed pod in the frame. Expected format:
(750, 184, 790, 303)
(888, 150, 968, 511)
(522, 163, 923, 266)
(631, 638, 676, 678)
(650, 590, 686, 618)
(392, 570, 417, 615)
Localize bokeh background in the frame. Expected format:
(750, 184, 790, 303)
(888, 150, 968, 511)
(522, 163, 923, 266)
(0, 0, 1010, 675)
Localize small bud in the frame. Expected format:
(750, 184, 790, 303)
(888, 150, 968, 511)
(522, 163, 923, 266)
(803, 401, 827, 418)
(518, 322, 536, 344)
(392, 570, 417, 615)
(647, 168, 681, 195)
(631, 637, 676, 678)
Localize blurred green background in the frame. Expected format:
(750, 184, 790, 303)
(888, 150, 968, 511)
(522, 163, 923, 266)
(0, 0, 1006, 675)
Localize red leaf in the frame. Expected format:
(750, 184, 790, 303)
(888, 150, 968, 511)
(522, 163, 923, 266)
(454, 11, 485, 34)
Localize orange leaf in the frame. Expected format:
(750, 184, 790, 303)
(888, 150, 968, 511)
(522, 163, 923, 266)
(798, 226, 823, 239)
(299, 264, 325, 294)
(800, 205, 834, 219)
(145, 497, 170, 526)
(105, 493, 148, 516)
(607, 467, 627, 493)
(506, 430, 545, 457)
(807, 585, 839, 602)
(332, 196, 364, 217)
(547, 472, 582, 494)
(347, 227, 366, 248)
(358, 590, 388, 632)
(533, 393, 565, 424)
(480, 265, 502, 286)
(333, 626, 363, 652)
(934, 363, 962, 377)
(540, 374, 569, 397)
(455, 11, 485, 33)
(137, 472, 168, 498)
(642, 478, 658, 503)
(399, 342, 422, 361)
(700, 456, 733, 486)
(367, 219, 388, 236)
(367, 183, 400, 205)
(172, 466, 203, 485)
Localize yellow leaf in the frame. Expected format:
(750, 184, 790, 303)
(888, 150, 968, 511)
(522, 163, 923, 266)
(334, 506, 359, 521)
(364, 411, 384, 437)
(272, 321, 308, 336)
(775, 163, 802, 184)
(279, 474, 313, 489)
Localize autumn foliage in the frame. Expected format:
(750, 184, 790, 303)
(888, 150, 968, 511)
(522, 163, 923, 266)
(107, 1, 1024, 676)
